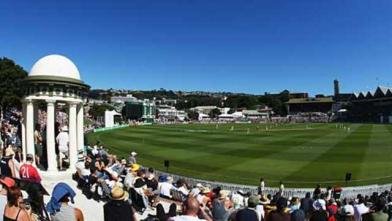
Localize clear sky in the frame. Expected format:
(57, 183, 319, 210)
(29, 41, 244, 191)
(1, 0, 392, 95)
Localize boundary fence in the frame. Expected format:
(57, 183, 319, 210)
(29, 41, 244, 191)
(155, 170, 392, 199)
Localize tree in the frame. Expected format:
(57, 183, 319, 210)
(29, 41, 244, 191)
(89, 104, 114, 120)
(0, 57, 28, 110)
(186, 110, 199, 121)
(209, 108, 221, 119)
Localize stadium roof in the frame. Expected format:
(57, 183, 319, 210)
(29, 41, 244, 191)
(354, 86, 392, 99)
(286, 97, 334, 104)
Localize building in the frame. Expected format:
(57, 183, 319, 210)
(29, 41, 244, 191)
(286, 97, 334, 114)
(111, 94, 138, 103)
(190, 106, 219, 115)
(157, 105, 186, 121)
(242, 110, 268, 120)
(22, 54, 89, 172)
(290, 92, 309, 99)
(122, 100, 156, 123)
(348, 86, 392, 123)
(155, 98, 177, 106)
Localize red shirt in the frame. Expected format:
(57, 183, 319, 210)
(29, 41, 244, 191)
(19, 163, 41, 183)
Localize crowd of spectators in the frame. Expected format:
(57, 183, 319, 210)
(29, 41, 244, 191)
(72, 144, 392, 221)
(1, 109, 85, 221)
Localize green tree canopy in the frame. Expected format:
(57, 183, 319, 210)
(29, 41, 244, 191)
(186, 110, 199, 121)
(89, 103, 115, 120)
(209, 108, 221, 119)
(0, 57, 28, 110)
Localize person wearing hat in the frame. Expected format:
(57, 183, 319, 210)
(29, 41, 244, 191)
(236, 195, 262, 221)
(47, 182, 84, 221)
(0, 176, 16, 219)
(159, 176, 175, 198)
(103, 186, 137, 221)
(56, 126, 69, 171)
(212, 190, 232, 221)
(123, 164, 140, 189)
(0, 146, 18, 178)
(127, 151, 137, 165)
(310, 197, 328, 221)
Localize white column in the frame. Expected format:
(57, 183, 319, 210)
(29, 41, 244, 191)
(77, 104, 84, 155)
(21, 102, 27, 162)
(25, 99, 35, 161)
(68, 102, 78, 169)
(46, 99, 57, 172)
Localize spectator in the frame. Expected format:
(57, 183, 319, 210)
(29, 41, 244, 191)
(212, 190, 231, 221)
(56, 126, 69, 171)
(310, 200, 328, 221)
(168, 197, 212, 221)
(369, 198, 388, 221)
(47, 183, 84, 221)
(0, 177, 16, 220)
(268, 197, 290, 221)
(354, 196, 370, 221)
(3, 186, 31, 221)
(34, 124, 43, 168)
(4, 147, 20, 179)
(301, 192, 314, 218)
(327, 199, 338, 221)
(313, 184, 322, 199)
(258, 178, 265, 196)
(342, 198, 355, 217)
(124, 164, 140, 189)
(145, 168, 158, 191)
(156, 203, 177, 221)
(159, 176, 175, 198)
(19, 154, 41, 184)
(279, 181, 285, 195)
(0, 147, 15, 178)
(290, 197, 305, 221)
(236, 195, 262, 221)
(127, 151, 137, 165)
(103, 186, 137, 221)
(386, 196, 392, 221)
(231, 190, 246, 210)
(176, 179, 190, 196)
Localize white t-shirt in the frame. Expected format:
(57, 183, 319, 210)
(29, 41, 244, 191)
(11, 158, 20, 179)
(168, 215, 206, 221)
(56, 132, 69, 152)
(354, 203, 369, 221)
(178, 186, 190, 196)
(124, 173, 136, 189)
(343, 205, 355, 216)
(159, 182, 174, 197)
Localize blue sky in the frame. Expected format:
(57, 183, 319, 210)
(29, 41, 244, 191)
(1, 0, 392, 95)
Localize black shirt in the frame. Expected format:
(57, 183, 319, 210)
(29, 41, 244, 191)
(104, 200, 135, 221)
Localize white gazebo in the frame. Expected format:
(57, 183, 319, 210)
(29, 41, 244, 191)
(21, 54, 90, 172)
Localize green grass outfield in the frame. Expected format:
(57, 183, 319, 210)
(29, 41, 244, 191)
(87, 123, 392, 188)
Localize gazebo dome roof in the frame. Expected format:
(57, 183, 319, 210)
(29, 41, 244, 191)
(29, 54, 81, 80)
